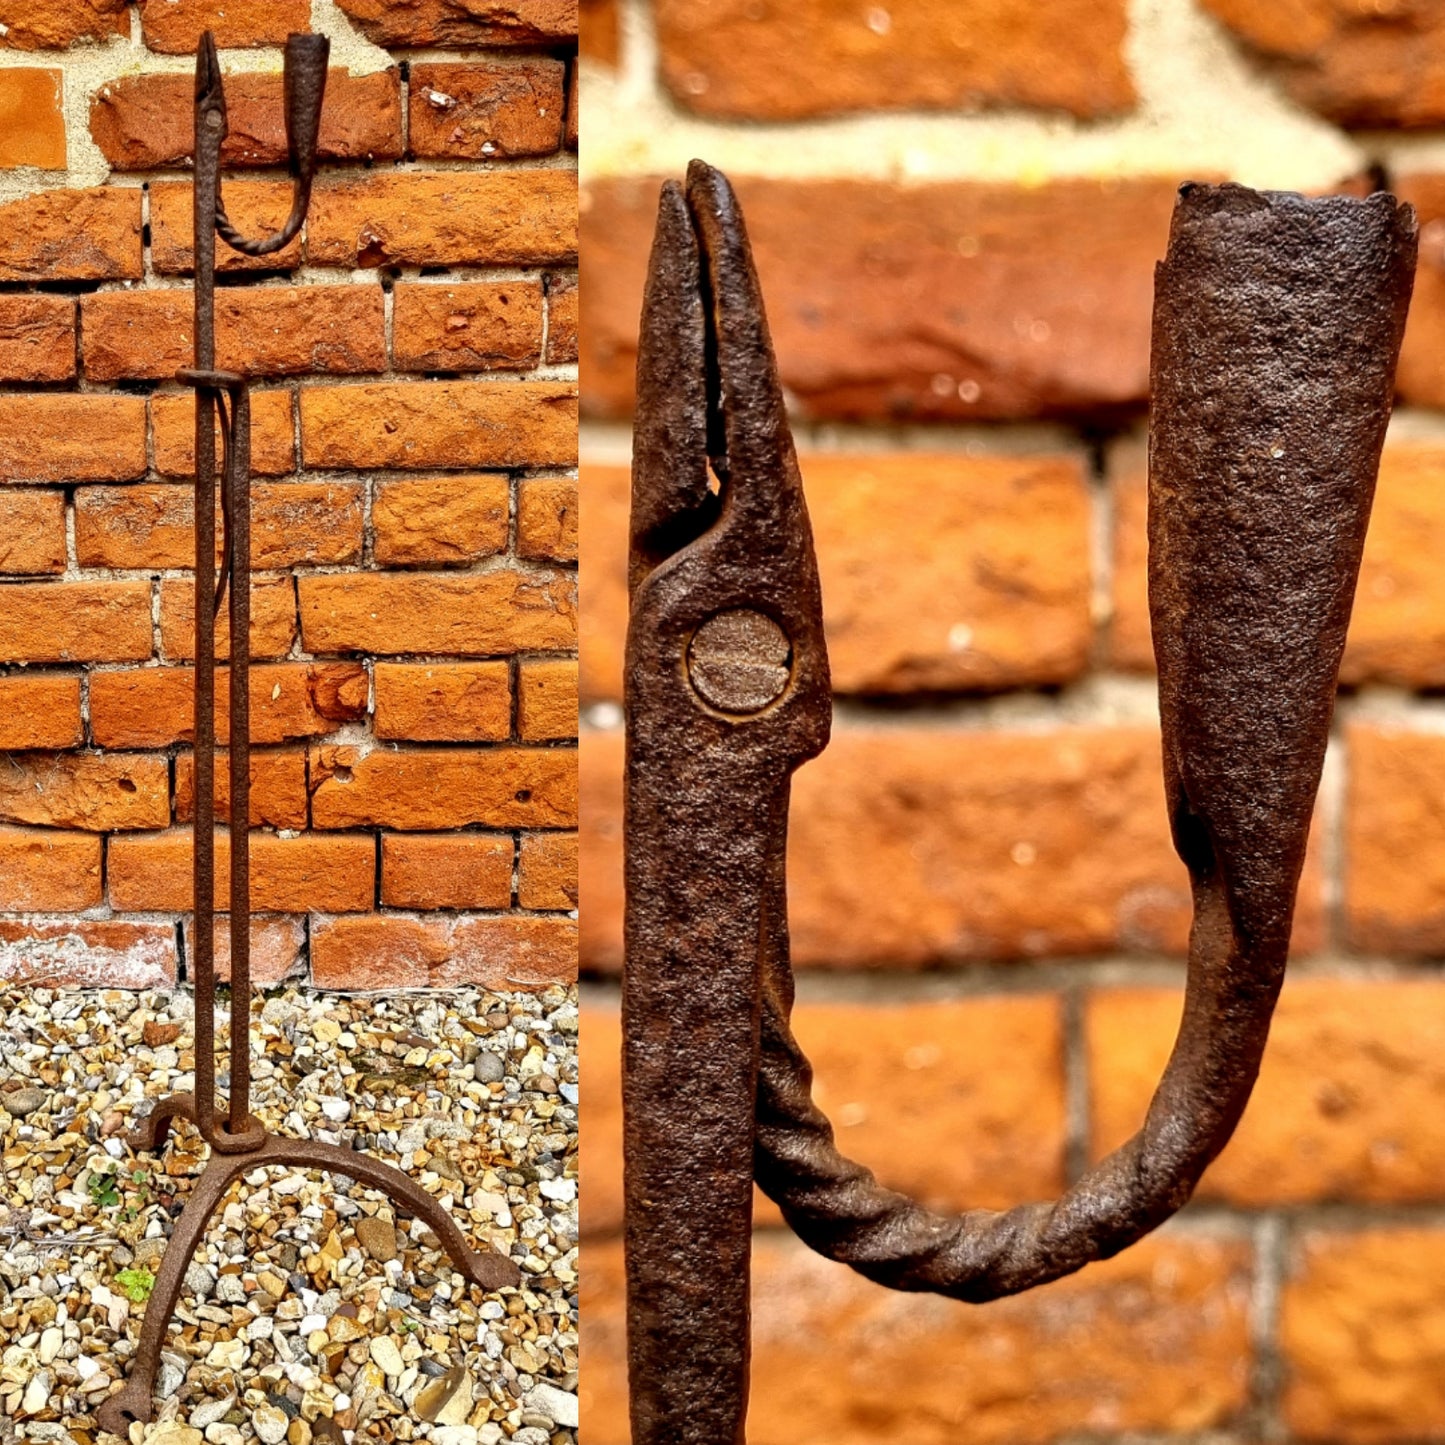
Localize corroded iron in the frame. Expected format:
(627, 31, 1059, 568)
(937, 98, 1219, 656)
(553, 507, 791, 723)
(622, 166, 1416, 1443)
(97, 35, 519, 1435)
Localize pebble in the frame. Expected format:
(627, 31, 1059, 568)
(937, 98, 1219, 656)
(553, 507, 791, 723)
(525, 1382, 580, 1429)
(21, 1368, 52, 1414)
(2, 1085, 47, 1117)
(189, 1396, 237, 1429)
(472, 1053, 506, 1084)
(147, 1427, 203, 1445)
(369, 1335, 405, 1377)
(354, 1215, 398, 1263)
(37, 1326, 62, 1364)
(251, 1404, 290, 1444)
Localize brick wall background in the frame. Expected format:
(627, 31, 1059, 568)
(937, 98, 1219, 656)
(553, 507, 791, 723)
(0, 0, 579, 994)
(578, 1, 1445, 1440)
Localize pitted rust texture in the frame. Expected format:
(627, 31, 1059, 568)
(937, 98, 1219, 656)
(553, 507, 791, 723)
(96, 35, 519, 1436)
(622, 173, 1415, 1441)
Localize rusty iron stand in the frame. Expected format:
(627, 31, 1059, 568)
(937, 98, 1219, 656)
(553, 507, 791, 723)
(97, 34, 520, 1436)
(621, 164, 1417, 1445)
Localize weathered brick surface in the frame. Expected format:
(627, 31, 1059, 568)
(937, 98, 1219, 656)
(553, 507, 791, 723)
(517, 659, 576, 742)
(310, 745, 577, 830)
(152, 389, 295, 478)
(310, 912, 577, 989)
(91, 70, 403, 170)
(174, 749, 309, 829)
(83, 286, 386, 381)
(1090, 978, 1445, 1206)
(0, 296, 75, 383)
(581, 1233, 1251, 1444)
(518, 832, 576, 910)
(0, 70, 65, 170)
(581, 174, 1175, 421)
(409, 61, 566, 159)
(298, 571, 576, 657)
(0, 188, 141, 283)
(517, 477, 577, 563)
(150, 181, 302, 274)
(0, 581, 152, 664)
(583, 994, 1065, 1239)
(546, 278, 577, 365)
(380, 833, 513, 909)
(138, 0, 312, 52)
(300, 381, 577, 469)
(0, 921, 175, 990)
(371, 475, 510, 566)
(309, 172, 577, 268)
(0, 676, 82, 750)
(1281, 1229, 1445, 1439)
(373, 662, 511, 742)
(0, 0, 128, 51)
(582, 454, 1092, 699)
(580, 727, 1327, 970)
(1393, 176, 1445, 410)
(333, 0, 577, 47)
(655, 0, 1134, 122)
(109, 829, 376, 913)
(0, 753, 168, 832)
(0, 828, 102, 912)
(0, 491, 66, 575)
(0, 395, 145, 483)
(159, 575, 298, 661)
(186, 915, 307, 986)
(392, 281, 544, 373)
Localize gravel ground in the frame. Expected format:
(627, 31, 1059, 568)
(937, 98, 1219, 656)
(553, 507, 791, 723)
(0, 985, 579, 1445)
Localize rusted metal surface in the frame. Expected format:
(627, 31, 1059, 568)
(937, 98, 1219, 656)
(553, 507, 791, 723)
(97, 35, 519, 1435)
(622, 170, 1415, 1441)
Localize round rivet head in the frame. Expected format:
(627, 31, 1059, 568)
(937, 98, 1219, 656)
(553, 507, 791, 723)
(687, 608, 792, 714)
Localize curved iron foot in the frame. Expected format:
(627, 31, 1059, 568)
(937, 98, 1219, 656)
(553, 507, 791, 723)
(126, 1091, 268, 1156)
(96, 1134, 520, 1435)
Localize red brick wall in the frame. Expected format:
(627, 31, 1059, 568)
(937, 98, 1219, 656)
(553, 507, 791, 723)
(579, 2, 1445, 1440)
(0, 0, 579, 992)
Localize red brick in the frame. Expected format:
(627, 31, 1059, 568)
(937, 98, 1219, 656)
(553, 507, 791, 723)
(175, 748, 308, 829)
(582, 174, 1175, 422)
(311, 912, 576, 989)
(0, 827, 102, 911)
(656, 0, 1132, 122)
(0, 675, 82, 749)
(0, 0, 128, 51)
(152, 389, 295, 478)
(0, 491, 65, 575)
(1281, 1228, 1445, 1439)
(309, 171, 576, 268)
(150, 181, 301, 274)
(91, 70, 402, 170)
(83, 286, 385, 381)
(0, 296, 74, 383)
(185, 915, 306, 986)
(0, 394, 145, 483)
(0, 70, 64, 169)
(517, 658, 575, 742)
(0, 752, 168, 831)
(138, 0, 312, 52)
(518, 831, 575, 910)
(372, 662, 511, 742)
(581, 1233, 1250, 1444)
(583, 453, 1092, 700)
(0, 581, 152, 664)
(159, 575, 297, 661)
(90, 662, 367, 748)
(392, 281, 544, 373)
(580, 0, 618, 64)
(0, 187, 141, 283)
(409, 61, 565, 159)
(76, 482, 361, 570)
(371, 475, 509, 566)
(546, 277, 577, 365)
(583, 993, 1065, 1241)
(380, 833, 513, 909)
(565, 59, 576, 152)
(301, 381, 577, 470)
(517, 477, 576, 563)
(110, 829, 375, 913)
(333, 0, 576, 47)
(0, 920, 175, 990)
(580, 726, 1328, 971)
(310, 744, 576, 830)
(298, 571, 575, 656)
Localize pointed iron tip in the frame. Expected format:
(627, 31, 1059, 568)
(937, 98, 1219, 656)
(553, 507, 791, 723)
(195, 30, 222, 101)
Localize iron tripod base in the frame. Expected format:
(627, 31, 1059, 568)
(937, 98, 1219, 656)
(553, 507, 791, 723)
(96, 1096, 523, 1436)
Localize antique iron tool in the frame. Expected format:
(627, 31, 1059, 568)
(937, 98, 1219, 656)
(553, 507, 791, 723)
(97, 34, 520, 1435)
(622, 163, 1416, 1444)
